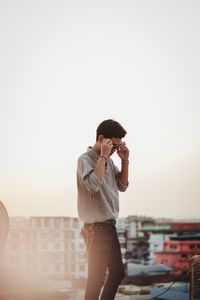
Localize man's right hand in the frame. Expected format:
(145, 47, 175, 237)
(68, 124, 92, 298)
(101, 139, 113, 157)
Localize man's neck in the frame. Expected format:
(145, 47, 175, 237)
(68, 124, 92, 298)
(92, 143, 101, 155)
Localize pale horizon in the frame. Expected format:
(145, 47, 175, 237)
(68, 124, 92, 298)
(0, 0, 200, 220)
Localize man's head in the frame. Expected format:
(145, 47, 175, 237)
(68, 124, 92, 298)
(95, 119, 127, 155)
(96, 119, 127, 141)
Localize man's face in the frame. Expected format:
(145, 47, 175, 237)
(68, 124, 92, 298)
(110, 138, 122, 155)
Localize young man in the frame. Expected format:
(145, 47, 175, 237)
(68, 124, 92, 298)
(76, 119, 129, 300)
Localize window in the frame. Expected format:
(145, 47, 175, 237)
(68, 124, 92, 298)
(63, 218, 71, 228)
(54, 254, 61, 262)
(41, 232, 48, 239)
(44, 218, 52, 228)
(53, 232, 61, 239)
(55, 218, 61, 228)
(79, 265, 85, 271)
(72, 219, 79, 229)
(55, 243, 60, 250)
(79, 243, 85, 250)
(41, 243, 48, 250)
(71, 242, 75, 251)
(33, 219, 41, 228)
(54, 264, 61, 272)
(170, 244, 177, 249)
(11, 243, 20, 250)
(10, 256, 19, 262)
(41, 265, 48, 272)
(11, 232, 21, 240)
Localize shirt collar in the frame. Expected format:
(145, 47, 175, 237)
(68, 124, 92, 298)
(87, 146, 100, 160)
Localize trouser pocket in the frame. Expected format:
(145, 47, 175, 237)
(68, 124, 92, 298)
(81, 226, 94, 254)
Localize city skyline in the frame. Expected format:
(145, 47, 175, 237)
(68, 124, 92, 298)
(0, 0, 200, 219)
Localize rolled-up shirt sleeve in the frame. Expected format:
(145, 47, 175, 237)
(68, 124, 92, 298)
(114, 165, 129, 192)
(77, 158, 103, 193)
(116, 173, 129, 191)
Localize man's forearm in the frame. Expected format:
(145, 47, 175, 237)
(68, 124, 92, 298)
(119, 160, 129, 186)
(94, 156, 107, 181)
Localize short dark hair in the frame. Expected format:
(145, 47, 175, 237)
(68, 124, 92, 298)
(96, 119, 127, 141)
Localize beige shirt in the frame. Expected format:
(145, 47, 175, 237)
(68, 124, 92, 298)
(76, 147, 128, 224)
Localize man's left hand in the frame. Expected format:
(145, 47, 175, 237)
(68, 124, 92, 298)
(117, 142, 129, 161)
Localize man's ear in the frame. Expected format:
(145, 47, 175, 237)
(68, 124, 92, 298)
(98, 135, 104, 143)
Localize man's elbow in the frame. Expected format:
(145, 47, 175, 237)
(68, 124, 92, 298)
(85, 185, 100, 194)
(118, 179, 129, 192)
(118, 186, 128, 192)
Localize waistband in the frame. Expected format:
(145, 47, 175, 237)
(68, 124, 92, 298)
(84, 219, 116, 227)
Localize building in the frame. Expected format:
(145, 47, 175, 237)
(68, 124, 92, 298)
(142, 221, 200, 274)
(156, 237, 200, 274)
(142, 224, 172, 264)
(116, 217, 128, 262)
(3, 216, 87, 286)
(125, 215, 154, 262)
(190, 255, 200, 300)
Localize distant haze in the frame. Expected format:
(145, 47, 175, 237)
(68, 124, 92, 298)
(0, 0, 200, 219)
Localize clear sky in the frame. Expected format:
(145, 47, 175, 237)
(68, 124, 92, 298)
(0, 0, 200, 219)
